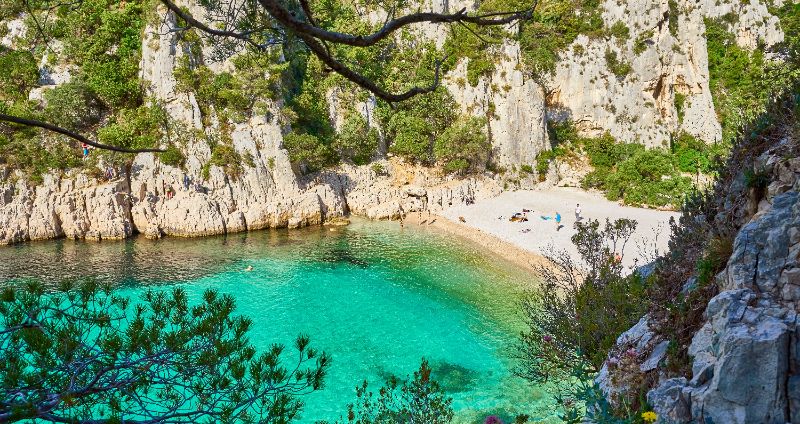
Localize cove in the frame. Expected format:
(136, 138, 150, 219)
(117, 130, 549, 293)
(0, 219, 557, 423)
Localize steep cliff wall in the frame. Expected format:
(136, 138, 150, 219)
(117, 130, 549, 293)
(0, 0, 787, 245)
(596, 95, 799, 423)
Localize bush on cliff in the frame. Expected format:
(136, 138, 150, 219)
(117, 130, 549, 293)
(515, 218, 650, 420)
(434, 117, 491, 174)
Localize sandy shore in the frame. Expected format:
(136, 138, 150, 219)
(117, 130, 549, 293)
(408, 187, 680, 270)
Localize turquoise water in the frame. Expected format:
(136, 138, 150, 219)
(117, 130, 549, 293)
(0, 219, 557, 423)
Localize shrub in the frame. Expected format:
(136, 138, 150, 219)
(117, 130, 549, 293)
(673, 132, 715, 174)
(604, 50, 632, 78)
(208, 143, 244, 179)
(433, 117, 490, 174)
(668, 0, 679, 36)
(381, 88, 456, 164)
(158, 145, 186, 167)
(0, 47, 39, 102)
(633, 31, 653, 55)
(603, 149, 693, 208)
(334, 113, 379, 165)
(283, 132, 336, 173)
(334, 359, 454, 424)
(608, 21, 630, 41)
(388, 112, 435, 163)
(97, 103, 166, 150)
(515, 219, 648, 418)
(673, 92, 686, 123)
(43, 79, 104, 130)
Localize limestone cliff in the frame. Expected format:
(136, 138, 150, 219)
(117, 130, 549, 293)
(596, 96, 800, 423)
(0, 0, 786, 244)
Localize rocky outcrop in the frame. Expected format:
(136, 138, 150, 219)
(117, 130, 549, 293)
(598, 140, 800, 423)
(547, 0, 783, 147)
(445, 43, 549, 167)
(0, 157, 499, 245)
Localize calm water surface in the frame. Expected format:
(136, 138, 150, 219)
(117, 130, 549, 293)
(0, 219, 557, 423)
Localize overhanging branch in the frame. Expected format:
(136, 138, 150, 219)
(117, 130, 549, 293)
(0, 114, 166, 153)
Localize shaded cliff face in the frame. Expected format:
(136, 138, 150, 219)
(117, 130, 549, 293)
(0, 0, 786, 245)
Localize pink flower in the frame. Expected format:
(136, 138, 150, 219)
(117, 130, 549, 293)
(484, 416, 504, 424)
(543, 335, 553, 343)
(625, 348, 638, 358)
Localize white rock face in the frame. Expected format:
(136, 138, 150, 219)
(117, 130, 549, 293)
(445, 43, 549, 167)
(547, 0, 783, 146)
(0, 0, 788, 245)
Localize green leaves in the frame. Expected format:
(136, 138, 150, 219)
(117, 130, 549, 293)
(433, 116, 490, 174)
(334, 112, 379, 165)
(0, 280, 330, 423)
(0, 47, 39, 102)
(339, 359, 454, 424)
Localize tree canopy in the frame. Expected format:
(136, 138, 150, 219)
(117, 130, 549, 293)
(0, 280, 330, 423)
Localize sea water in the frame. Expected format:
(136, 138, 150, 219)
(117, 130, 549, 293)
(0, 219, 558, 423)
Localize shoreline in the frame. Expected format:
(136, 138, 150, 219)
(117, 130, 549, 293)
(402, 212, 548, 274)
(417, 187, 680, 270)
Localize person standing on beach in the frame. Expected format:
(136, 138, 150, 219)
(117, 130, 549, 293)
(555, 212, 562, 231)
(574, 203, 582, 228)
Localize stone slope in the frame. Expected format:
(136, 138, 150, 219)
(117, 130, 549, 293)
(596, 126, 800, 423)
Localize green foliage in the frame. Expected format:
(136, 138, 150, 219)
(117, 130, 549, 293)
(433, 117, 490, 174)
(668, 0, 679, 36)
(174, 60, 250, 124)
(43, 79, 104, 130)
(603, 150, 693, 208)
(516, 218, 648, 419)
(673, 92, 686, 123)
(58, 0, 148, 109)
(442, 22, 500, 85)
(283, 132, 336, 173)
(387, 113, 433, 162)
(337, 359, 454, 424)
(515, 0, 605, 76)
(604, 50, 632, 78)
(334, 113, 379, 165)
(158, 144, 186, 167)
(583, 131, 636, 169)
(0, 280, 330, 423)
(672, 132, 717, 174)
(0, 131, 83, 182)
(582, 133, 695, 208)
(0, 47, 39, 102)
(97, 103, 166, 151)
(705, 17, 771, 143)
(207, 143, 245, 179)
(633, 31, 653, 55)
(608, 21, 630, 41)
(382, 88, 457, 164)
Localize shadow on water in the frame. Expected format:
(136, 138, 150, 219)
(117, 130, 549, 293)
(0, 225, 329, 286)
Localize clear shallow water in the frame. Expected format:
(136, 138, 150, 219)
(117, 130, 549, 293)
(0, 219, 558, 423)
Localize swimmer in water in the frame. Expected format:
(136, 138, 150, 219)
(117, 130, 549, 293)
(245, 265, 253, 272)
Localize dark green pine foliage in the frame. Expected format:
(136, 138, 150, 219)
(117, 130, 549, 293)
(0, 280, 330, 423)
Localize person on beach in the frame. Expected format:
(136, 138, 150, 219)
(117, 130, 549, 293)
(183, 174, 190, 190)
(555, 212, 562, 231)
(398, 204, 405, 228)
(82, 143, 90, 159)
